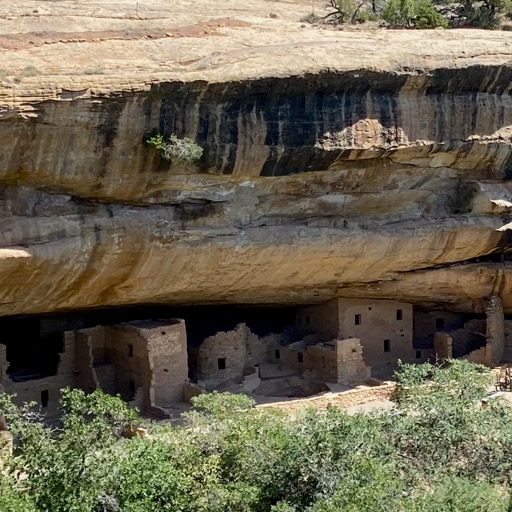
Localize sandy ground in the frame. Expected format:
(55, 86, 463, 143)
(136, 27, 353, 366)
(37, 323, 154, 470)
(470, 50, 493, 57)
(0, 0, 512, 95)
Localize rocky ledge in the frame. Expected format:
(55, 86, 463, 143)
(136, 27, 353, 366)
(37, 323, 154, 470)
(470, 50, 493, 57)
(2, 0, 512, 316)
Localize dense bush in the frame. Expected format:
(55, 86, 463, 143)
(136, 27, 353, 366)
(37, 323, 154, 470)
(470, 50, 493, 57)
(383, 0, 448, 27)
(0, 360, 511, 511)
(457, 0, 512, 27)
(144, 131, 203, 165)
(320, 0, 512, 28)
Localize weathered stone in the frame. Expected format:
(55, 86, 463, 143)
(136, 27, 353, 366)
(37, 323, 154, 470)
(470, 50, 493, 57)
(2, 2, 512, 318)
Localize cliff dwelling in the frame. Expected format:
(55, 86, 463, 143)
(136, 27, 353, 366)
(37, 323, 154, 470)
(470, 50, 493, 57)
(0, 295, 509, 416)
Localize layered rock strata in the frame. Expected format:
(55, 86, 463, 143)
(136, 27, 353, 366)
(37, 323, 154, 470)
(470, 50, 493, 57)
(2, 10, 512, 315)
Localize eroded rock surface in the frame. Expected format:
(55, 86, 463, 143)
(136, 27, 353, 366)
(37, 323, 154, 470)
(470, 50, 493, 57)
(2, 0, 512, 316)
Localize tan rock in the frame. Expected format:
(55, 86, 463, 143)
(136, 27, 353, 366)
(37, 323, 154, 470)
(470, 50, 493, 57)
(0, 1, 512, 317)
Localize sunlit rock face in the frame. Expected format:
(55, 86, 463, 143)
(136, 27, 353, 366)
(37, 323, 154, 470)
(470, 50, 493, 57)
(2, 65, 512, 316)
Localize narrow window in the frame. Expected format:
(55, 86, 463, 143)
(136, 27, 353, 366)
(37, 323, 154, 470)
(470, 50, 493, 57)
(416, 350, 422, 359)
(396, 309, 403, 321)
(128, 380, 136, 400)
(275, 349, 281, 360)
(354, 314, 361, 325)
(41, 390, 49, 408)
(297, 352, 304, 363)
(217, 358, 226, 370)
(384, 340, 391, 353)
(436, 318, 445, 329)
(128, 344, 134, 357)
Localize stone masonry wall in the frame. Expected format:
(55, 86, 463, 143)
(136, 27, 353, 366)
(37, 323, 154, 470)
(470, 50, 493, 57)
(197, 323, 248, 387)
(257, 382, 396, 413)
(433, 332, 453, 360)
(503, 320, 512, 362)
(71, 328, 102, 394)
(413, 311, 463, 349)
(449, 328, 486, 358)
(335, 338, 371, 385)
(337, 299, 416, 378)
(484, 294, 505, 366)
(105, 325, 152, 410)
(0, 333, 76, 416)
(296, 300, 340, 342)
(143, 320, 188, 407)
(304, 344, 338, 383)
(280, 338, 370, 385)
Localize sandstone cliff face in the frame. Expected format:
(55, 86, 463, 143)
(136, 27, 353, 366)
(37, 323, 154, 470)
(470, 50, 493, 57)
(2, 4, 512, 316)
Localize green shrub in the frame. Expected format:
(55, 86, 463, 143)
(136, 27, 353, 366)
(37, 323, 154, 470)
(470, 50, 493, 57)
(0, 473, 37, 512)
(414, 1, 449, 27)
(332, 0, 360, 22)
(1, 363, 512, 511)
(144, 130, 203, 165)
(190, 391, 256, 418)
(324, 0, 380, 23)
(459, 0, 512, 27)
(414, 477, 510, 512)
(383, 0, 448, 27)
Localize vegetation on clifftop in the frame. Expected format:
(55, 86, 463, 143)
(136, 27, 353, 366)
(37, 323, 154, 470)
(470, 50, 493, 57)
(317, 0, 512, 28)
(1, 360, 512, 511)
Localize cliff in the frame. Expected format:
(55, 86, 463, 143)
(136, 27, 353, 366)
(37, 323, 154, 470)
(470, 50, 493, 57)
(2, 0, 512, 316)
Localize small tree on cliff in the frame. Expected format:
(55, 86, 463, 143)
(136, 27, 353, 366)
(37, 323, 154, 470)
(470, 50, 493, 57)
(144, 131, 203, 165)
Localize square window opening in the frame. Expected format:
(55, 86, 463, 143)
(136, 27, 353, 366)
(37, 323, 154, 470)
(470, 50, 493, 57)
(217, 358, 226, 370)
(396, 309, 403, 320)
(297, 352, 304, 363)
(275, 349, 281, 360)
(436, 318, 445, 329)
(416, 350, 422, 359)
(384, 339, 391, 353)
(354, 314, 361, 326)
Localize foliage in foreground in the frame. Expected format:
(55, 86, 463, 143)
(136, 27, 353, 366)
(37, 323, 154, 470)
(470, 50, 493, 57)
(0, 360, 511, 511)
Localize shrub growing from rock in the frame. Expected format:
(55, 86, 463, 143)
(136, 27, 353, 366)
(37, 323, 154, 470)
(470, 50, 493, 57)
(144, 131, 203, 164)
